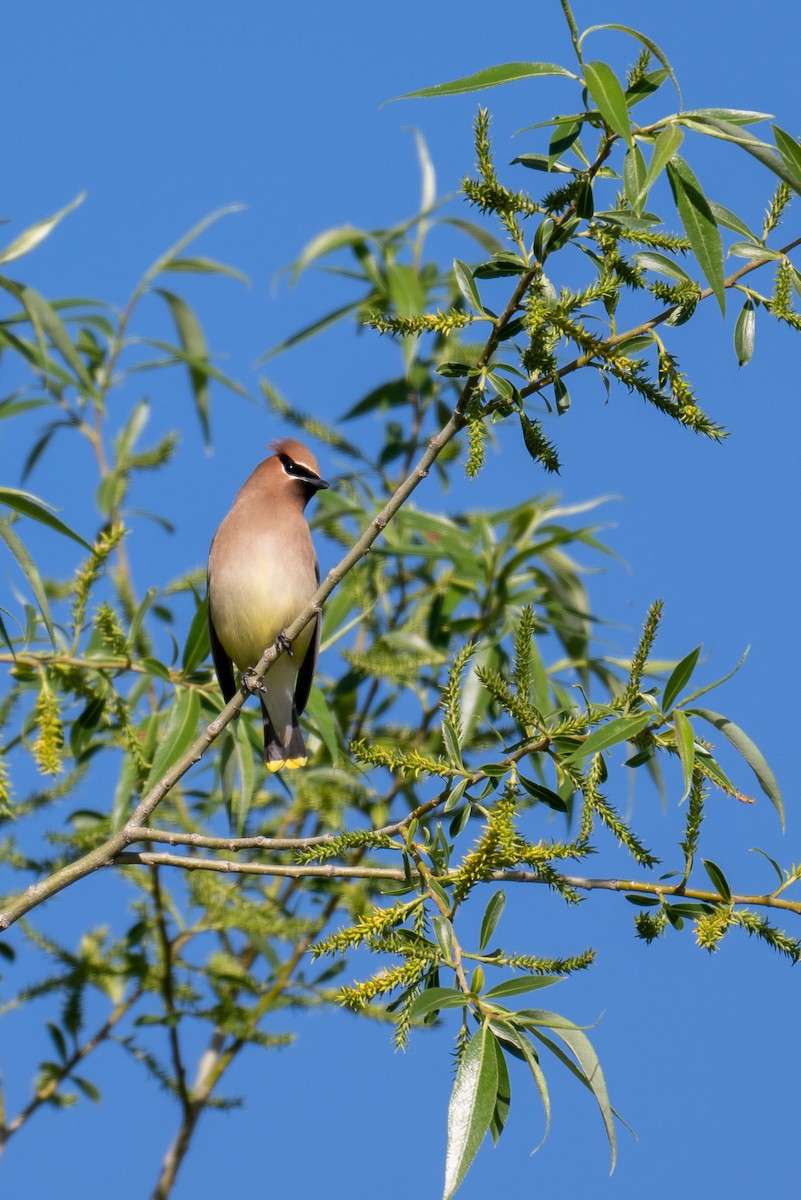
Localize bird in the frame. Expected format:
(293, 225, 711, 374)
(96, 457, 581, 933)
(207, 438, 328, 771)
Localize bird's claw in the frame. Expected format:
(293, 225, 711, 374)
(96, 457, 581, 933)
(276, 630, 294, 657)
(242, 669, 268, 696)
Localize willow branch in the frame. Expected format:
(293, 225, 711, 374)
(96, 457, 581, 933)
(109, 854, 801, 916)
(0, 986, 142, 1153)
(519, 233, 801, 402)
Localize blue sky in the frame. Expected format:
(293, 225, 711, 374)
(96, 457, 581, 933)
(2, 1, 800, 1197)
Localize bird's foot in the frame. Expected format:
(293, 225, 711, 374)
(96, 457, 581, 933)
(242, 669, 268, 696)
(276, 630, 294, 657)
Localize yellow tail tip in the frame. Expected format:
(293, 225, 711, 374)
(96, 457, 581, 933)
(266, 756, 308, 773)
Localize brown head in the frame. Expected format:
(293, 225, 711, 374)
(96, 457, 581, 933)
(253, 438, 329, 508)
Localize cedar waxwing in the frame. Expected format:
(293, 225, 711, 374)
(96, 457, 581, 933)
(207, 438, 328, 771)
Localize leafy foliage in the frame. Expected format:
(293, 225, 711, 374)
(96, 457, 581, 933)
(1, 5, 800, 1198)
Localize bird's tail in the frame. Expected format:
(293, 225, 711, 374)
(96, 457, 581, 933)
(260, 697, 307, 772)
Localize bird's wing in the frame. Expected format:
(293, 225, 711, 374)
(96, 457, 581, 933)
(293, 610, 320, 717)
(207, 585, 237, 704)
(293, 557, 321, 716)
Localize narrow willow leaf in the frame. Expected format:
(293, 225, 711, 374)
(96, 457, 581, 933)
(679, 108, 772, 126)
(728, 243, 779, 262)
(408, 988, 467, 1021)
(182, 597, 210, 672)
(511, 153, 574, 175)
(583, 62, 633, 148)
(453, 260, 483, 312)
(490, 1023, 551, 1149)
(623, 144, 647, 213)
(702, 858, 732, 902)
(433, 915, 456, 963)
(19, 286, 96, 396)
(567, 712, 651, 761)
(143, 690, 201, 793)
(678, 115, 801, 194)
(666, 156, 725, 313)
(305, 685, 339, 766)
(483, 975, 562, 1001)
(0, 192, 85, 265)
(672, 709, 695, 802)
(709, 201, 758, 242)
(749, 847, 784, 886)
(529, 1020, 616, 1170)
(490, 1039, 511, 1146)
(734, 298, 756, 366)
(579, 24, 681, 104)
(662, 646, 702, 713)
(554, 377, 570, 415)
(517, 775, 568, 812)
(395, 62, 577, 103)
(772, 126, 801, 179)
(631, 251, 692, 283)
(641, 124, 684, 200)
(690, 708, 784, 829)
(142, 205, 244, 287)
(0, 518, 56, 646)
(0, 487, 91, 549)
(163, 255, 250, 284)
(479, 890, 506, 952)
(232, 714, 256, 835)
(156, 289, 212, 445)
(443, 1024, 499, 1200)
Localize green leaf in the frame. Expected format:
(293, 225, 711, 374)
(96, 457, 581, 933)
(408, 987, 468, 1021)
(143, 690, 201, 793)
(47, 1021, 68, 1062)
(678, 115, 801, 194)
(623, 144, 647, 212)
(443, 1024, 499, 1200)
(702, 858, 732, 902)
(231, 713, 257, 835)
(641, 123, 684, 201)
(579, 25, 681, 105)
(666, 156, 725, 313)
(517, 775, 568, 811)
(734, 297, 756, 367)
(672, 709, 695, 802)
(0, 487, 91, 550)
(631, 251, 692, 284)
(567, 712, 651, 761)
(749, 847, 784, 886)
(583, 62, 633, 148)
(0, 192, 85, 265)
(304, 685, 340, 766)
(163, 255, 249, 284)
(182, 596, 210, 672)
(72, 1076, 101, 1103)
(772, 125, 801, 181)
(478, 890, 505, 952)
(490, 1023, 551, 1148)
(453, 260, 483, 313)
(483, 975, 562, 1001)
(709, 201, 758, 242)
(18, 286, 97, 396)
(442, 719, 465, 770)
(0, 518, 56, 646)
(690, 709, 784, 829)
(395, 62, 576, 103)
(511, 153, 575, 175)
(142, 205, 244, 287)
(155, 289, 212, 445)
(433, 915, 456, 963)
(662, 645, 701, 713)
(529, 1020, 616, 1170)
(728, 242, 778, 263)
(489, 1038, 511, 1146)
